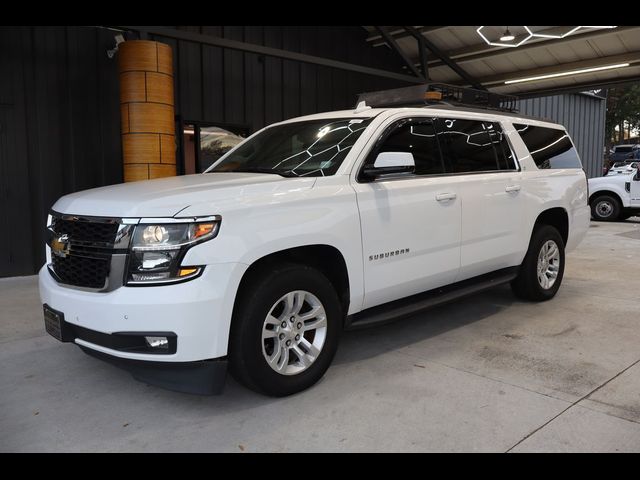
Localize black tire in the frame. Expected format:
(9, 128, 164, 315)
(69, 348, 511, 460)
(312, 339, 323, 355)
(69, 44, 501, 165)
(590, 194, 621, 221)
(229, 263, 342, 397)
(511, 225, 565, 302)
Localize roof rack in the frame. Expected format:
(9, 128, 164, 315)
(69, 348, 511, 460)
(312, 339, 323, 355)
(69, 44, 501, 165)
(356, 83, 519, 113)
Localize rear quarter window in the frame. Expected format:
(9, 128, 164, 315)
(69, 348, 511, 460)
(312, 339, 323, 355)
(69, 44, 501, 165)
(513, 123, 582, 169)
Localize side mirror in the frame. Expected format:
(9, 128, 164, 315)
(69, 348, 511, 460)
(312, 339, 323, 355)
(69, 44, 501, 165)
(362, 152, 415, 179)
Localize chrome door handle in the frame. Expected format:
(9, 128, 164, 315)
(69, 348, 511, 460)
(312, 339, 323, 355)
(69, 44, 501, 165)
(435, 193, 457, 202)
(505, 185, 521, 193)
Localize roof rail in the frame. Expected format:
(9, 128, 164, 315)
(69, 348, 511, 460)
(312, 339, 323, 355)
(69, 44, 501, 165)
(356, 83, 519, 113)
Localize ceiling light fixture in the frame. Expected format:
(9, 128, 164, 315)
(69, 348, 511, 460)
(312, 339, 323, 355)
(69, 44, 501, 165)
(504, 63, 630, 84)
(530, 26, 617, 39)
(477, 26, 618, 49)
(477, 26, 534, 48)
(500, 27, 515, 42)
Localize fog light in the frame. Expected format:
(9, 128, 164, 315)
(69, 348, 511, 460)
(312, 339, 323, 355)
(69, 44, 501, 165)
(145, 336, 169, 349)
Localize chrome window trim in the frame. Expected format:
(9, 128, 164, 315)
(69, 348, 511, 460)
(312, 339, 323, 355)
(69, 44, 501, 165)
(355, 115, 522, 184)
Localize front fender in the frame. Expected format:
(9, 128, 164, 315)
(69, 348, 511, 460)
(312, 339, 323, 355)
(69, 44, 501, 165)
(180, 180, 365, 315)
(588, 180, 630, 207)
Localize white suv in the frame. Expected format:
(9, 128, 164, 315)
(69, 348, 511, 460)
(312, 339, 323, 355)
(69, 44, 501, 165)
(39, 86, 590, 396)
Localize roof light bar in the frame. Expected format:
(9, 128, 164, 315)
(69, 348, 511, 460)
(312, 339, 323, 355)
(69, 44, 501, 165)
(504, 63, 630, 85)
(355, 83, 519, 112)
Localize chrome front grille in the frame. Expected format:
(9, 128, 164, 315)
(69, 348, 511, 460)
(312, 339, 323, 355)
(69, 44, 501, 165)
(47, 213, 134, 291)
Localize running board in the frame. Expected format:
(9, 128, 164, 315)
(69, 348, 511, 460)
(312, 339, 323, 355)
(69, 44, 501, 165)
(345, 267, 519, 330)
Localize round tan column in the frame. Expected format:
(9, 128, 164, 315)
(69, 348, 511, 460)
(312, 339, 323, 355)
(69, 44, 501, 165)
(118, 40, 176, 182)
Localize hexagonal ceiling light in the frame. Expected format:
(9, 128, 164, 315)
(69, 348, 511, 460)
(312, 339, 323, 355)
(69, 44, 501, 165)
(528, 26, 618, 39)
(476, 26, 618, 48)
(477, 26, 533, 48)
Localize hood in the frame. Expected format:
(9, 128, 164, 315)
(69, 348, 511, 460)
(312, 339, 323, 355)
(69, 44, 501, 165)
(52, 173, 317, 218)
(589, 173, 633, 185)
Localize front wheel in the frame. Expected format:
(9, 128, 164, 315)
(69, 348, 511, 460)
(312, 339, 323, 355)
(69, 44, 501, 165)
(229, 263, 341, 396)
(590, 195, 621, 221)
(511, 225, 565, 301)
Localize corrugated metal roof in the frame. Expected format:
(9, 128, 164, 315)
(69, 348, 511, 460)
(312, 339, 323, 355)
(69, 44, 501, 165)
(364, 26, 640, 96)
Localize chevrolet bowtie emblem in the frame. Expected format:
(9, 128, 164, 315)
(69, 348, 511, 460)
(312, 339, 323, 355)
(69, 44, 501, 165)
(51, 234, 70, 258)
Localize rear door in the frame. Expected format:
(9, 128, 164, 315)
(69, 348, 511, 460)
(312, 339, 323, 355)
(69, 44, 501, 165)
(434, 117, 525, 280)
(353, 117, 463, 309)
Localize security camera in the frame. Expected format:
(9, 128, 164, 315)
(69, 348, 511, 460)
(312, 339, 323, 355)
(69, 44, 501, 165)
(107, 34, 126, 59)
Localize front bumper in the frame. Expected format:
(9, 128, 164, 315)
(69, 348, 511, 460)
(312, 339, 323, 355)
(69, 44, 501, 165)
(50, 308, 227, 394)
(80, 346, 228, 395)
(39, 261, 248, 392)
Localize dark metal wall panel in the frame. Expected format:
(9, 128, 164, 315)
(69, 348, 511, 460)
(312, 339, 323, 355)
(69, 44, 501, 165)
(1, 25, 409, 276)
(222, 26, 245, 125)
(244, 26, 265, 131)
(282, 27, 301, 121)
(178, 28, 204, 121)
(200, 27, 224, 124)
(263, 26, 284, 126)
(517, 93, 605, 178)
(0, 105, 35, 276)
(0, 27, 36, 276)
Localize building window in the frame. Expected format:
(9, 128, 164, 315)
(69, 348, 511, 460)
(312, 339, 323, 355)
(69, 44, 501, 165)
(181, 122, 249, 174)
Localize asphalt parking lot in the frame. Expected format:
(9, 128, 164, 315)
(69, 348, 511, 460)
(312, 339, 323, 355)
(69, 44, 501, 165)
(2, 219, 640, 452)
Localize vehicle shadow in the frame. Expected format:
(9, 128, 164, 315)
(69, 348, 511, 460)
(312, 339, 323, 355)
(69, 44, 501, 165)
(135, 284, 519, 411)
(333, 284, 516, 366)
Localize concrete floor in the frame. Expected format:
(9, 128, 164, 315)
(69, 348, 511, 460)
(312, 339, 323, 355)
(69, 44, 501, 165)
(2, 219, 640, 452)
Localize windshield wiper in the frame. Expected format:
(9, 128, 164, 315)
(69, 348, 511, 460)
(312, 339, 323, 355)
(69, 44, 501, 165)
(231, 168, 298, 178)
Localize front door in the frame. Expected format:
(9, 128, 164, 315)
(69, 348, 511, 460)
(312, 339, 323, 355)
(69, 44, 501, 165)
(353, 118, 462, 310)
(630, 172, 640, 207)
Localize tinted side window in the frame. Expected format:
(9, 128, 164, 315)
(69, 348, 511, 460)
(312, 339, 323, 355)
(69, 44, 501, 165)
(488, 122, 517, 170)
(436, 119, 499, 173)
(378, 121, 445, 175)
(513, 124, 582, 169)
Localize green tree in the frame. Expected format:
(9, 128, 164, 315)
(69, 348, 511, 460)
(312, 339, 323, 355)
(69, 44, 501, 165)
(605, 84, 640, 151)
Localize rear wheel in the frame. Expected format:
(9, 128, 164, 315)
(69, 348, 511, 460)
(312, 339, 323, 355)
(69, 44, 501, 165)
(511, 225, 565, 302)
(590, 195, 621, 221)
(229, 263, 341, 396)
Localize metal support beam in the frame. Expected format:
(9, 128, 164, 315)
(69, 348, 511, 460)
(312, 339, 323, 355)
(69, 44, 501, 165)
(366, 26, 447, 46)
(374, 26, 424, 80)
(115, 26, 424, 85)
(404, 26, 484, 90)
(403, 26, 430, 81)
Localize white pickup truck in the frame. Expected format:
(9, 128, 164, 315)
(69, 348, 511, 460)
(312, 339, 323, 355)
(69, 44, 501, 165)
(589, 169, 640, 221)
(39, 86, 590, 396)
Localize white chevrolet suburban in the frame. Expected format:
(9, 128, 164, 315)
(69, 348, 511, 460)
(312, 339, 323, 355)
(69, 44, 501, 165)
(39, 85, 590, 396)
(589, 169, 640, 221)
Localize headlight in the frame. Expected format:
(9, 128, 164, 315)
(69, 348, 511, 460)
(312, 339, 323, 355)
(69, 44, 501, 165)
(126, 217, 220, 285)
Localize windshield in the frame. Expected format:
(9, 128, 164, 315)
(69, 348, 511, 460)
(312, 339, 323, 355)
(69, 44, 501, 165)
(206, 118, 374, 177)
(614, 146, 633, 153)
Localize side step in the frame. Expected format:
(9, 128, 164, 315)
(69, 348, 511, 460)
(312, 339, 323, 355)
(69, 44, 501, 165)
(345, 267, 519, 330)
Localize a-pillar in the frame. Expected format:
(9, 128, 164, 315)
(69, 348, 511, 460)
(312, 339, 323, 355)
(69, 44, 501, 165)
(118, 40, 176, 182)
